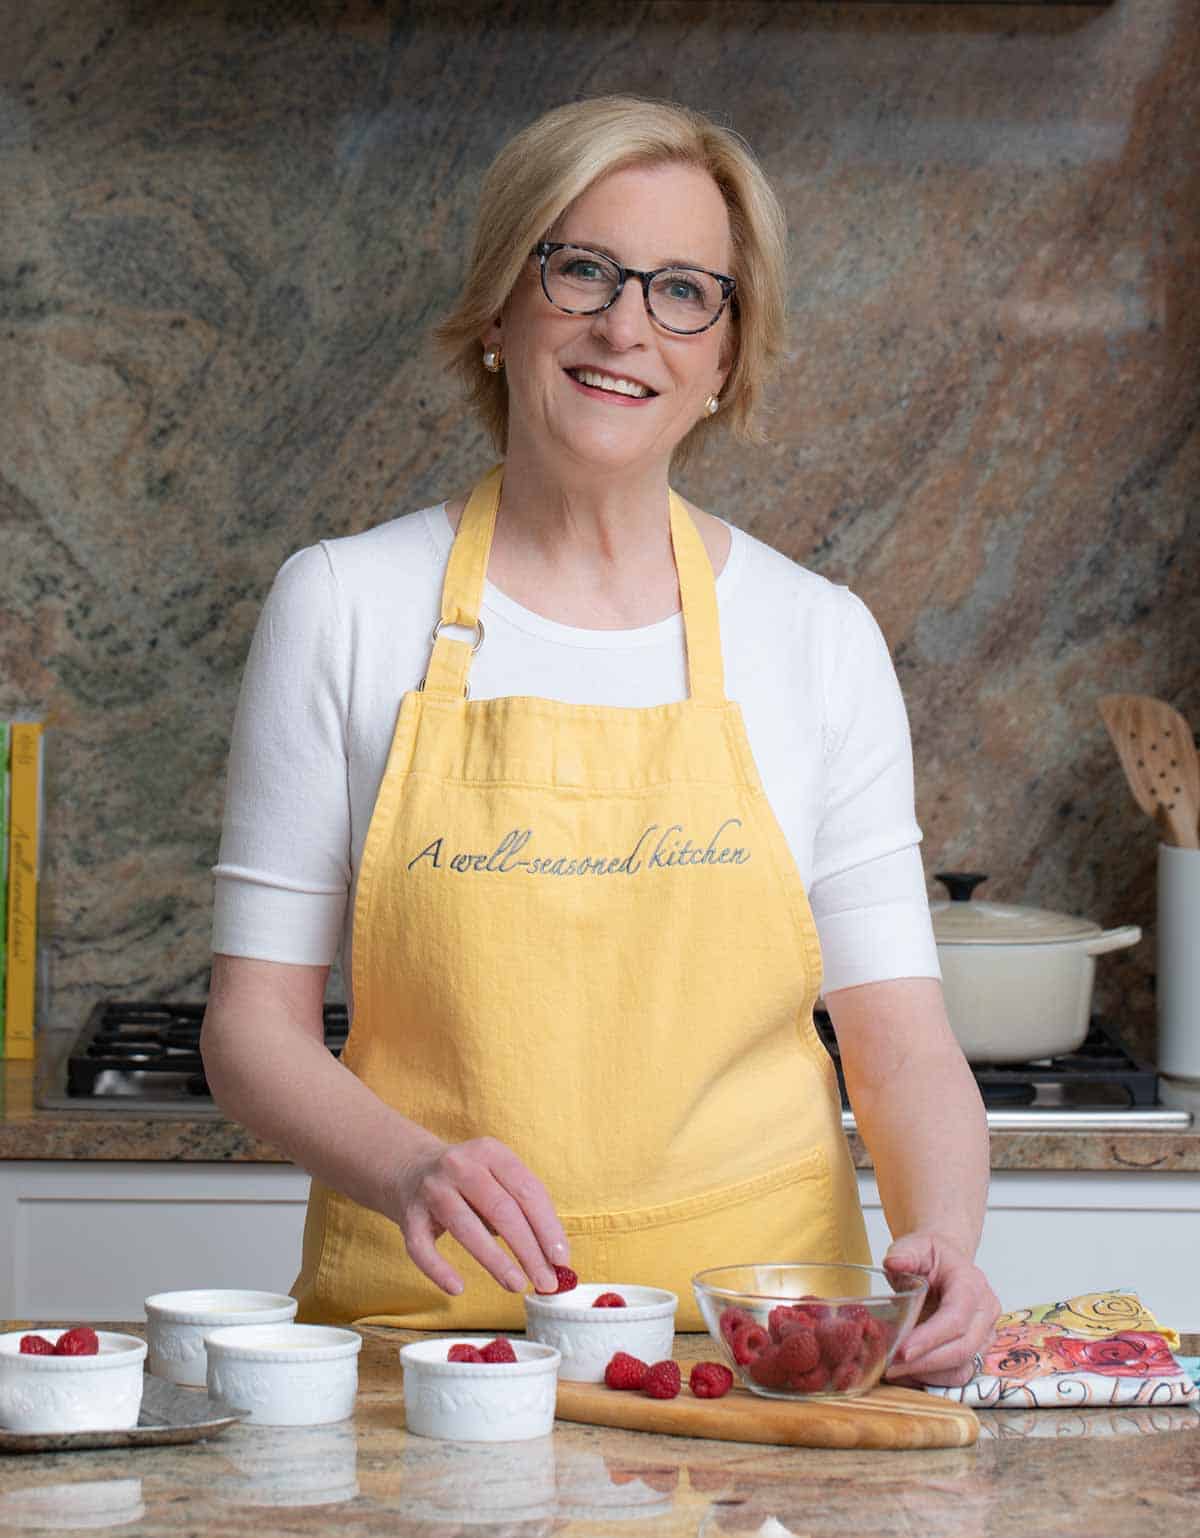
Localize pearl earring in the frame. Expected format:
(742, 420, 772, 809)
(482, 346, 503, 373)
(704, 394, 720, 416)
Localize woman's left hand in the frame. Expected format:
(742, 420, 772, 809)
(880, 1231, 1001, 1387)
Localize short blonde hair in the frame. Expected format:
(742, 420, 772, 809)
(434, 96, 788, 458)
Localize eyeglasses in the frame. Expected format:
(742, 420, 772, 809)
(533, 242, 736, 335)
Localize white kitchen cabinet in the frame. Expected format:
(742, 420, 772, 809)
(0, 1163, 311, 1321)
(1, 1162, 1197, 1330)
(859, 1169, 1200, 1330)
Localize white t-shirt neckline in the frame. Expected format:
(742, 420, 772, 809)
(421, 502, 746, 651)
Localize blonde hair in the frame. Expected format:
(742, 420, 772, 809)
(434, 96, 788, 459)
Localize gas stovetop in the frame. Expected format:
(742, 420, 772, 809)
(36, 1000, 1192, 1129)
(37, 1001, 348, 1117)
(812, 1012, 1190, 1131)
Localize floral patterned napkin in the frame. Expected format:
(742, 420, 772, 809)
(927, 1290, 1200, 1408)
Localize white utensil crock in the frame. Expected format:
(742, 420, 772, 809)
(1157, 844, 1200, 1086)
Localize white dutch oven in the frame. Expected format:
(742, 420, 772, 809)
(931, 873, 1141, 1063)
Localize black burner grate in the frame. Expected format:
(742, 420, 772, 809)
(66, 1001, 349, 1099)
(813, 1012, 1159, 1111)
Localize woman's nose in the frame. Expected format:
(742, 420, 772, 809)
(590, 280, 650, 348)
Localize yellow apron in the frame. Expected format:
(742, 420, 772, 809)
(294, 465, 869, 1330)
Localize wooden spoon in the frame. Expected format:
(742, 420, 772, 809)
(1098, 694, 1200, 848)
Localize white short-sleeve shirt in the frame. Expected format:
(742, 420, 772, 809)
(212, 504, 940, 1005)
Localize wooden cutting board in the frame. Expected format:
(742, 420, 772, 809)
(555, 1378, 979, 1450)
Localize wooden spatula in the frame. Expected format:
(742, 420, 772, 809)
(1098, 694, 1200, 848)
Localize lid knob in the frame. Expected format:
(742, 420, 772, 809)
(935, 872, 989, 903)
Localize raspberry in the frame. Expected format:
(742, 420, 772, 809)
(730, 1323, 769, 1365)
(816, 1316, 863, 1367)
(860, 1314, 885, 1348)
(719, 1306, 756, 1343)
(480, 1337, 517, 1363)
(604, 1351, 649, 1390)
(54, 1327, 99, 1357)
(778, 1330, 821, 1379)
(747, 1344, 789, 1390)
(795, 1294, 832, 1323)
(19, 1334, 55, 1356)
(831, 1359, 861, 1393)
(856, 1332, 887, 1386)
(593, 1292, 626, 1308)
(769, 1306, 817, 1344)
(859, 1316, 887, 1367)
(540, 1264, 578, 1295)
(447, 1343, 484, 1363)
(689, 1361, 734, 1399)
(793, 1362, 830, 1394)
(642, 1360, 682, 1399)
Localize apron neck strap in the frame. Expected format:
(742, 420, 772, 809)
(421, 465, 503, 699)
(668, 487, 726, 707)
(423, 464, 726, 706)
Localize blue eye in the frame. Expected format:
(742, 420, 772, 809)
(654, 273, 707, 307)
(560, 258, 610, 283)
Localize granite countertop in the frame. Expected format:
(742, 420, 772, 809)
(0, 1325, 1197, 1536)
(4, 1054, 1200, 1172)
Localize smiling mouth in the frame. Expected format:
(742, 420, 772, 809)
(566, 367, 657, 400)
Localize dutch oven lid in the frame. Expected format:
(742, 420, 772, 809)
(930, 873, 1101, 945)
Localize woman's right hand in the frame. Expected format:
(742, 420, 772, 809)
(387, 1133, 569, 1298)
(202, 957, 569, 1299)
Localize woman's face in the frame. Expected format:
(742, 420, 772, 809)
(486, 161, 734, 479)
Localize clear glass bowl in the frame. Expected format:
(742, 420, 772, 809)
(691, 1262, 928, 1400)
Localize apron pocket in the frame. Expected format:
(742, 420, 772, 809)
(565, 1150, 844, 1333)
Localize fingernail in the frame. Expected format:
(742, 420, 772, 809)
(505, 1272, 525, 1292)
(552, 1240, 569, 1261)
(448, 1279, 464, 1296)
(537, 1272, 557, 1294)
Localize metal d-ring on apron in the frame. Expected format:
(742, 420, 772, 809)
(293, 463, 869, 1329)
(417, 617, 485, 699)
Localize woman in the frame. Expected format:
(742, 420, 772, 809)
(201, 96, 998, 1386)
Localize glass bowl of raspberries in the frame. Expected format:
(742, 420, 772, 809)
(0, 1327, 148, 1433)
(691, 1263, 928, 1399)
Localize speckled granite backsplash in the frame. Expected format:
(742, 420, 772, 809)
(1, 1, 1196, 1061)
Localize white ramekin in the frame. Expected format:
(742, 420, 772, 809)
(204, 1324, 362, 1426)
(399, 1338, 561, 1442)
(143, 1289, 298, 1387)
(523, 1284, 678, 1382)
(0, 1330, 147, 1433)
